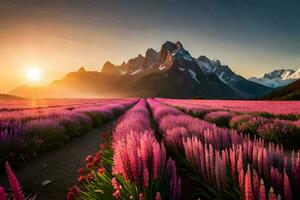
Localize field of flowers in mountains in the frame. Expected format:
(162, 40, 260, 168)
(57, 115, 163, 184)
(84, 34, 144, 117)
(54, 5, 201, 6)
(1, 98, 300, 200)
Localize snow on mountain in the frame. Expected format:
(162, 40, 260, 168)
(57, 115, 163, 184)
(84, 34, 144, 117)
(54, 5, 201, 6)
(287, 68, 300, 79)
(263, 69, 295, 80)
(193, 55, 272, 97)
(158, 65, 167, 70)
(188, 69, 201, 84)
(249, 68, 300, 88)
(248, 77, 294, 88)
(195, 56, 238, 85)
(130, 68, 143, 75)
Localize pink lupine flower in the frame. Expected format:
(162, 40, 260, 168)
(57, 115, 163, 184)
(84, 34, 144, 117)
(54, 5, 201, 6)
(274, 168, 282, 193)
(167, 158, 181, 200)
(6, 162, 24, 200)
(139, 193, 143, 200)
(78, 175, 86, 182)
(220, 150, 228, 188)
(86, 162, 93, 169)
(152, 142, 161, 179)
(253, 169, 260, 195)
(263, 149, 269, 180)
(111, 177, 119, 190)
(0, 187, 7, 200)
(257, 148, 263, 177)
(66, 185, 80, 200)
(268, 187, 277, 200)
(113, 189, 121, 199)
(143, 166, 149, 187)
(205, 144, 211, 183)
(252, 146, 258, 172)
(270, 167, 275, 187)
(155, 192, 161, 200)
(112, 177, 121, 199)
(244, 165, 254, 200)
(283, 171, 292, 200)
(237, 148, 243, 173)
(97, 168, 105, 175)
(128, 133, 140, 183)
(78, 168, 85, 175)
(85, 155, 94, 163)
(239, 169, 245, 195)
(209, 145, 215, 184)
(215, 152, 222, 191)
(259, 179, 267, 200)
(230, 148, 237, 181)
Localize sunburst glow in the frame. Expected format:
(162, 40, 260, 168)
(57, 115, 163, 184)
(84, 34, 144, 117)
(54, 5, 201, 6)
(26, 68, 42, 82)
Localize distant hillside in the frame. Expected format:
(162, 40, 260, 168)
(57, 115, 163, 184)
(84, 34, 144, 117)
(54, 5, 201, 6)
(0, 94, 24, 100)
(263, 79, 300, 100)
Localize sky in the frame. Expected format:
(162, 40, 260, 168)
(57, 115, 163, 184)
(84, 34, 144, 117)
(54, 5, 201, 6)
(0, 0, 300, 93)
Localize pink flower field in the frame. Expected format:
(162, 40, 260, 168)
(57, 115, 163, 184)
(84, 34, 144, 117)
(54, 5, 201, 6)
(158, 98, 300, 115)
(0, 98, 299, 200)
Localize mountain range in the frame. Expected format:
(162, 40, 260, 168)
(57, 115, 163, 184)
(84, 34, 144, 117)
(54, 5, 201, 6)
(249, 68, 300, 88)
(0, 94, 24, 100)
(10, 41, 274, 99)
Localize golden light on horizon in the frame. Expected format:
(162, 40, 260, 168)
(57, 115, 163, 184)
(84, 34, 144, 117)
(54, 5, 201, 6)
(26, 67, 42, 82)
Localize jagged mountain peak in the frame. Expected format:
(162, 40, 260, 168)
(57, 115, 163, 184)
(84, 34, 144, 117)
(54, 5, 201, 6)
(136, 54, 144, 59)
(197, 55, 210, 63)
(145, 48, 158, 55)
(160, 41, 180, 62)
(175, 41, 183, 49)
(197, 55, 230, 75)
(263, 69, 295, 79)
(102, 61, 115, 68)
(101, 61, 121, 75)
(78, 67, 86, 72)
(249, 68, 299, 88)
(144, 48, 159, 68)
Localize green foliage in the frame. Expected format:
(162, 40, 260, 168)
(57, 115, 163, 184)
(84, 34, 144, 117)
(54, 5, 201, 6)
(86, 112, 104, 127)
(205, 117, 230, 128)
(259, 124, 300, 149)
(230, 119, 260, 138)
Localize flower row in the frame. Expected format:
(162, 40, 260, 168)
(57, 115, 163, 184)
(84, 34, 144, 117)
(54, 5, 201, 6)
(159, 99, 300, 149)
(147, 99, 299, 200)
(74, 99, 181, 200)
(0, 99, 135, 166)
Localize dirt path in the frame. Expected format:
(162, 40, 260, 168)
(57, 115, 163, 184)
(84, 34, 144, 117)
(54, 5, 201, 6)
(0, 121, 115, 200)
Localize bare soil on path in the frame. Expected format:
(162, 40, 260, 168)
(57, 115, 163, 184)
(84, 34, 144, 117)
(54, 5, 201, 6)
(0, 121, 115, 200)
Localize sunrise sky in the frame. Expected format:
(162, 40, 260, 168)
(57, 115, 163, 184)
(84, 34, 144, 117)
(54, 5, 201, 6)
(0, 0, 300, 93)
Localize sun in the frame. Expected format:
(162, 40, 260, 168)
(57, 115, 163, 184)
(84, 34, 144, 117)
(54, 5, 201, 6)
(26, 68, 42, 82)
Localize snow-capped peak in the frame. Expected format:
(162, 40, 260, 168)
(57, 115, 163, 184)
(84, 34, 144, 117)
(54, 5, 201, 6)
(195, 55, 238, 85)
(286, 68, 300, 79)
(263, 69, 295, 80)
(249, 68, 300, 88)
